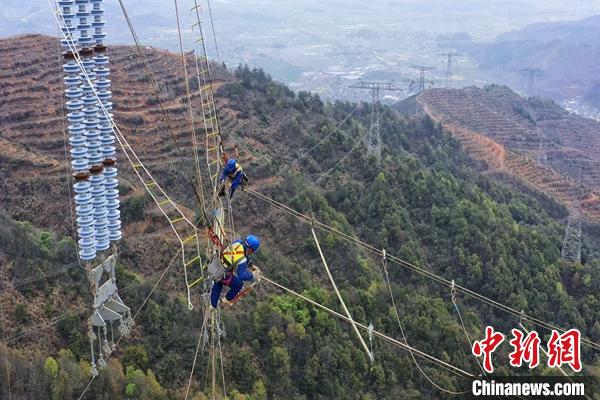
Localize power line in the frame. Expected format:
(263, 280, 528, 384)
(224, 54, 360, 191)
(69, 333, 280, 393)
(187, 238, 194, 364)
(380, 250, 469, 394)
(1, 264, 13, 400)
(51, 5, 205, 309)
(116, 0, 206, 215)
(3, 252, 178, 345)
(243, 187, 600, 351)
(261, 274, 475, 379)
(311, 227, 374, 363)
(75, 248, 180, 400)
(174, 0, 206, 214)
(205, 0, 221, 62)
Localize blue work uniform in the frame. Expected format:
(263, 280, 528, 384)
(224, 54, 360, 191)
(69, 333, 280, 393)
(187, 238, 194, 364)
(220, 161, 246, 199)
(210, 240, 254, 307)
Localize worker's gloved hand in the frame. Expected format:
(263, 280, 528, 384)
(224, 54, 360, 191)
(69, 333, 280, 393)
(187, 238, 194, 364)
(250, 265, 261, 283)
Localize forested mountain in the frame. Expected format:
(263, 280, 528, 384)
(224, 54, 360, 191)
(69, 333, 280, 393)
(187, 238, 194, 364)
(1, 35, 599, 399)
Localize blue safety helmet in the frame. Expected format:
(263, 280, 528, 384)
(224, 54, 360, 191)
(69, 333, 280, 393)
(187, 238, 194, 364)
(227, 158, 237, 169)
(245, 235, 260, 252)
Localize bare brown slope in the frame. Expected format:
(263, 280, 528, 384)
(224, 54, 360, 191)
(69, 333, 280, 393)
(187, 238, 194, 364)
(0, 34, 258, 352)
(417, 86, 600, 220)
(0, 34, 256, 232)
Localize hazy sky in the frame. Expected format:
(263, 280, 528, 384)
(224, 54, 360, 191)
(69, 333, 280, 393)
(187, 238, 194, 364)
(2, 0, 599, 97)
(2, 0, 599, 43)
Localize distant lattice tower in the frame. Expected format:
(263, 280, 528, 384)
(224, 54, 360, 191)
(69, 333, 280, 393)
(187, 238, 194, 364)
(520, 68, 543, 96)
(438, 52, 461, 88)
(561, 209, 582, 263)
(561, 165, 584, 263)
(536, 128, 547, 167)
(411, 65, 435, 93)
(349, 80, 403, 160)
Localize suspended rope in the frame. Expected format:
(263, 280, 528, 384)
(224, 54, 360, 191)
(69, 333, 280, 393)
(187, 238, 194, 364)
(76, 248, 180, 400)
(243, 187, 600, 351)
(261, 121, 370, 222)
(217, 320, 227, 399)
(118, 0, 228, 251)
(191, 0, 226, 197)
(174, 0, 205, 208)
(51, 4, 205, 309)
(311, 226, 374, 363)
(296, 94, 369, 163)
(185, 288, 228, 400)
(261, 274, 474, 379)
(5, 247, 178, 345)
(380, 250, 470, 394)
(0, 265, 13, 400)
(226, 195, 236, 243)
(116, 0, 207, 216)
(210, 310, 217, 400)
(205, 0, 221, 62)
(185, 307, 211, 400)
(450, 280, 487, 377)
(518, 320, 592, 400)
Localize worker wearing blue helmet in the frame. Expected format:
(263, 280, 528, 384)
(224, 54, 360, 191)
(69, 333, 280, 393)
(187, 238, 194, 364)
(218, 158, 248, 199)
(210, 234, 261, 308)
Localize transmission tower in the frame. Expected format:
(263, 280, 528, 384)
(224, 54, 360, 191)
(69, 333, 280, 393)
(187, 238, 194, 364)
(520, 68, 543, 95)
(349, 80, 403, 160)
(562, 210, 582, 263)
(411, 65, 435, 93)
(536, 128, 547, 167)
(561, 164, 584, 263)
(438, 52, 461, 87)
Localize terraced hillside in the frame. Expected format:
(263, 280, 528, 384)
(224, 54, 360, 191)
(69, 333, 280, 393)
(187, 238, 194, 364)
(6, 33, 600, 400)
(0, 34, 333, 364)
(416, 85, 600, 220)
(0, 34, 255, 234)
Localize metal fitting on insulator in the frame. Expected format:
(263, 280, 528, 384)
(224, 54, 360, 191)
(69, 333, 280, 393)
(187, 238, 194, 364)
(94, 44, 107, 53)
(89, 164, 104, 175)
(79, 47, 94, 58)
(72, 171, 90, 181)
(102, 157, 116, 167)
(63, 50, 76, 60)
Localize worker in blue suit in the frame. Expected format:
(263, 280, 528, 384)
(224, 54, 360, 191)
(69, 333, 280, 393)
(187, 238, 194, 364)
(210, 235, 261, 308)
(218, 158, 248, 199)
